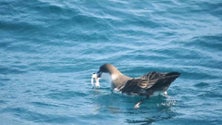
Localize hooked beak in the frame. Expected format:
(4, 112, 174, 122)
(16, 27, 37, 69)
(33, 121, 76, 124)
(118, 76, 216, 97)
(97, 71, 102, 78)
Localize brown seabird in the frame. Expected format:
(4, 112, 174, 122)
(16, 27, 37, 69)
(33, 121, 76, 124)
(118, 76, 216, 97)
(95, 63, 180, 108)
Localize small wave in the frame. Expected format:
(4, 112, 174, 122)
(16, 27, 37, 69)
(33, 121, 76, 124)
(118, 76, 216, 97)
(188, 35, 222, 51)
(0, 66, 27, 74)
(194, 82, 210, 88)
(1, 107, 76, 123)
(46, 90, 87, 100)
(30, 101, 59, 108)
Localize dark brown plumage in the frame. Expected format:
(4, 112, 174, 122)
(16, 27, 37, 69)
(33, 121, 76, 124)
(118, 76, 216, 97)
(120, 72, 180, 96)
(96, 64, 180, 108)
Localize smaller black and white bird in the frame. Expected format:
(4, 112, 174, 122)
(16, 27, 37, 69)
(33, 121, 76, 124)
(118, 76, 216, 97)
(94, 64, 180, 108)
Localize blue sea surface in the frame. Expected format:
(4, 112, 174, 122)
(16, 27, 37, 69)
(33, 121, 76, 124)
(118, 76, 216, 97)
(0, 0, 222, 125)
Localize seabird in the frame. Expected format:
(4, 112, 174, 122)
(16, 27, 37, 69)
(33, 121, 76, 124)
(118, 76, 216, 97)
(95, 63, 180, 108)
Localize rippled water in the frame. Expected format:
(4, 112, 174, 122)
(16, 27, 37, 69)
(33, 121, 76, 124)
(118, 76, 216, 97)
(1, 0, 222, 125)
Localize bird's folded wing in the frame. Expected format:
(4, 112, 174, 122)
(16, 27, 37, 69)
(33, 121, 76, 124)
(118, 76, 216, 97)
(119, 72, 179, 95)
(119, 78, 155, 95)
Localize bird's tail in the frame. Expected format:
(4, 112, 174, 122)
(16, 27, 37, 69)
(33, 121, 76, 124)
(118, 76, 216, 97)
(160, 72, 180, 91)
(150, 72, 181, 92)
(166, 72, 181, 78)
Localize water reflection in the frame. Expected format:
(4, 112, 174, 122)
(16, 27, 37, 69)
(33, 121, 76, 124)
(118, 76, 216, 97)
(125, 96, 177, 124)
(91, 88, 177, 124)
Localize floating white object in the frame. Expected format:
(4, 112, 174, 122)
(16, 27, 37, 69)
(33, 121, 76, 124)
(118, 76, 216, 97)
(91, 73, 100, 88)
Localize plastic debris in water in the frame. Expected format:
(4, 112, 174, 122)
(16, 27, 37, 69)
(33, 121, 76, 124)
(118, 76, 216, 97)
(91, 73, 100, 88)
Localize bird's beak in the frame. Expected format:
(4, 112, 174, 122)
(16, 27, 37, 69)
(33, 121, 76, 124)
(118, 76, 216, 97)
(97, 71, 102, 78)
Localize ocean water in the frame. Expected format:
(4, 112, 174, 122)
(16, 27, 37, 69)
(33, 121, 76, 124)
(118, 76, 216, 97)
(0, 0, 222, 125)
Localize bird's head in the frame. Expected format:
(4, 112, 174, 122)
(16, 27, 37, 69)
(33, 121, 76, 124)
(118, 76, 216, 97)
(96, 64, 120, 78)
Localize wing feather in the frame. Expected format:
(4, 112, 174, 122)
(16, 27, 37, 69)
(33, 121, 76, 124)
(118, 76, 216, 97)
(119, 72, 180, 96)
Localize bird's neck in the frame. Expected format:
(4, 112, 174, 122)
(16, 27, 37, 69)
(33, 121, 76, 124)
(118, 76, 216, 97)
(111, 73, 131, 89)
